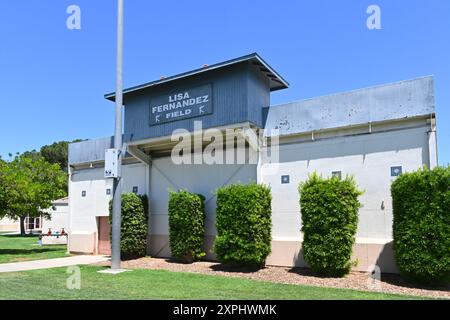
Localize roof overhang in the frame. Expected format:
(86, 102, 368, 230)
(104, 53, 289, 101)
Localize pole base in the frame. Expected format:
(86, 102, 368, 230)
(97, 268, 130, 275)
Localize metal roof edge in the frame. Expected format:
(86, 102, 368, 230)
(269, 75, 434, 109)
(104, 53, 289, 100)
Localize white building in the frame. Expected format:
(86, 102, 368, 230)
(0, 217, 19, 232)
(41, 197, 69, 245)
(0, 198, 69, 238)
(67, 54, 438, 274)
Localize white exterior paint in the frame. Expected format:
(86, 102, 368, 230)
(41, 202, 70, 245)
(428, 130, 438, 169)
(263, 126, 431, 242)
(42, 204, 69, 234)
(67, 122, 436, 263)
(68, 163, 147, 253)
(0, 217, 19, 232)
(150, 153, 257, 237)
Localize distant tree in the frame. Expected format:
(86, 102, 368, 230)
(40, 141, 68, 171)
(36, 139, 84, 172)
(21, 150, 42, 161)
(0, 154, 67, 236)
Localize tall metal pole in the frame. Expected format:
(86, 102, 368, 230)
(111, 0, 124, 270)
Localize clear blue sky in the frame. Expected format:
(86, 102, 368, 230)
(0, 0, 448, 164)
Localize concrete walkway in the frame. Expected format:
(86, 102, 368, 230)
(0, 255, 110, 273)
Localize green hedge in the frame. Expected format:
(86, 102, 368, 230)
(168, 190, 206, 262)
(392, 166, 450, 285)
(109, 193, 149, 259)
(299, 173, 363, 277)
(214, 183, 272, 266)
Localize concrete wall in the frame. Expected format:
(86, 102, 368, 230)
(262, 125, 432, 273)
(42, 204, 69, 245)
(42, 204, 69, 233)
(0, 218, 19, 232)
(67, 123, 434, 273)
(148, 153, 257, 258)
(68, 163, 148, 253)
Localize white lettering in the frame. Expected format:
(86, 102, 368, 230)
(66, 5, 81, 30)
(367, 5, 382, 30)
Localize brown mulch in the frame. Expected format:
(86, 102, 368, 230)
(95, 257, 450, 299)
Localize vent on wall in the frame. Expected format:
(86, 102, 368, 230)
(332, 171, 342, 180)
(391, 166, 403, 177)
(281, 175, 290, 184)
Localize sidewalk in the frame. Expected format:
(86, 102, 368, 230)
(0, 255, 110, 273)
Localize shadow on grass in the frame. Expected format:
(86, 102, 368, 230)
(0, 248, 63, 255)
(0, 234, 38, 238)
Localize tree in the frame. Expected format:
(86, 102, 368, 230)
(0, 154, 67, 236)
(22, 139, 84, 172)
(40, 141, 71, 171)
(21, 150, 42, 161)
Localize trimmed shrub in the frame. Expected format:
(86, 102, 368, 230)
(168, 190, 206, 262)
(299, 173, 363, 277)
(214, 183, 272, 266)
(391, 166, 450, 285)
(109, 193, 149, 259)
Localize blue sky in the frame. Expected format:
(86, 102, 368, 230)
(0, 0, 448, 164)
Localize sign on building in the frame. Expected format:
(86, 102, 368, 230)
(149, 84, 213, 126)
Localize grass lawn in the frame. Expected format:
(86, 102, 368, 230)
(0, 265, 426, 300)
(0, 234, 68, 264)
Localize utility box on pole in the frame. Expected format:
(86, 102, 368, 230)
(104, 149, 121, 179)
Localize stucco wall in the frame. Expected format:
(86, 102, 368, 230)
(41, 204, 69, 245)
(149, 154, 258, 238)
(0, 218, 19, 232)
(68, 163, 148, 253)
(263, 126, 430, 242)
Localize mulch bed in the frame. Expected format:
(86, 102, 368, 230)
(95, 257, 450, 299)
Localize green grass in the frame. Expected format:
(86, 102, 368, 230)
(0, 265, 427, 300)
(0, 234, 69, 264)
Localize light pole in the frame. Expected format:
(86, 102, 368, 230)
(111, 0, 124, 270)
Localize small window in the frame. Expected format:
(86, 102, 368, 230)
(391, 166, 402, 177)
(82, 191, 86, 197)
(332, 171, 342, 180)
(106, 188, 112, 195)
(35, 217, 41, 229)
(281, 175, 290, 184)
(132, 186, 139, 194)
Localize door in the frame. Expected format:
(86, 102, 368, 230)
(97, 217, 111, 255)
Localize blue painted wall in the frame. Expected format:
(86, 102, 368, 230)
(123, 61, 271, 142)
